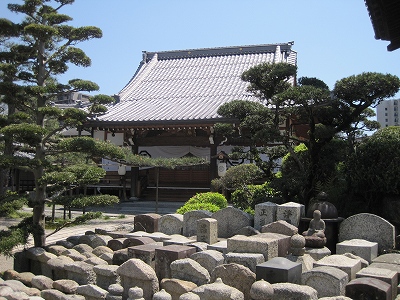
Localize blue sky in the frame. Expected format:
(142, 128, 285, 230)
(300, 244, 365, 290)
(3, 1, 400, 98)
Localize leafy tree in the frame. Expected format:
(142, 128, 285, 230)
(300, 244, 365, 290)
(346, 126, 400, 220)
(0, 0, 124, 251)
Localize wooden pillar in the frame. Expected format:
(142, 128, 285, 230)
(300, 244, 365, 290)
(209, 144, 218, 182)
(130, 143, 139, 198)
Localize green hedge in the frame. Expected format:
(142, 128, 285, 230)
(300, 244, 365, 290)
(176, 192, 227, 214)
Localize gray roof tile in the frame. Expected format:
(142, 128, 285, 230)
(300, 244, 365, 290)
(96, 43, 297, 125)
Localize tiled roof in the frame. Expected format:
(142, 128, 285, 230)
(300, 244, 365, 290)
(95, 42, 297, 125)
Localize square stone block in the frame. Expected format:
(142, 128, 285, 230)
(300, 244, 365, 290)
(256, 257, 302, 284)
(258, 232, 291, 257)
(226, 252, 265, 273)
(276, 202, 305, 227)
(336, 239, 378, 263)
(357, 267, 398, 300)
(128, 243, 163, 269)
(197, 218, 218, 245)
(155, 244, 196, 280)
(227, 234, 278, 260)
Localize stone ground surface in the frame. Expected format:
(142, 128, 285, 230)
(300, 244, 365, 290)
(0, 199, 183, 273)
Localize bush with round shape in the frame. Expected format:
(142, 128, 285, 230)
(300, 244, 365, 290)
(176, 192, 227, 214)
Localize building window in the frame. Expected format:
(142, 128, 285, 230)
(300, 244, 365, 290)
(386, 119, 389, 122)
(394, 100, 398, 105)
(385, 107, 388, 110)
(395, 107, 398, 111)
(385, 113, 388, 116)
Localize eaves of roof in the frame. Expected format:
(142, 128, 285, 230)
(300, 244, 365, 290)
(95, 42, 297, 126)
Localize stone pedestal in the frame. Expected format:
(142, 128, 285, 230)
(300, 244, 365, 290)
(336, 239, 378, 263)
(256, 257, 302, 284)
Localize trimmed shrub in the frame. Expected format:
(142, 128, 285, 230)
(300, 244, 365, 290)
(176, 192, 227, 214)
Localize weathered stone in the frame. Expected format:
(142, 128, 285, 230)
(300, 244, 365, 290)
(153, 289, 172, 300)
(5, 291, 30, 300)
(271, 282, 317, 300)
(76, 284, 108, 299)
(258, 232, 291, 257)
(191, 277, 244, 300)
(0, 280, 39, 296)
(338, 213, 395, 254)
(357, 266, 398, 300)
(91, 235, 113, 249)
(64, 261, 96, 285)
(212, 207, 253, 239)
(345, 277, 391, 300)
(234, 226, 259, 237)
(225, 252, 264, 273)
(178, 292, 200, 300)
(342, 252, 369, 268)
(305, 247, 331, 261)
(163, 235, 195, 247)
(128, 243, 163, 269)
(122, 236, 155, 248)
(3, 270, 34, 287)
(40, 289, 67, 300)
(92, 245, 113, 257)
(254, 202, 278, 230)
(99, 252, 114, 265)
(73, 244, 94, 254)
(56, 240, 75, 249)
(285, 254, 315, 272)
(373, 253, 400, 265)
(314, 254, 362, 280)
(155, 245, 197, 280)
(46, 256, 74, 280)
(47, 245, 68, 256)
(290, 234, 306, 256)
(134, 213, 161, 233)
(62, 249, 87, 261)
(276, 202, 305, 227)
(196, 218, 218, 245)
(31, 275, 54, 291)
(108, 283, 123, 296)
(107, 238, 126, 251)
(112, 249, 129, 266)
(170, 258, 210, 286)
(52, 279, 79, 294)
(256, 257, 302, 284)
(250, 279, 273, 300)
(183, 210, 213, 237)
(210, 264, 256, 300)
(260, 220, 298, 236)
(207, 240, 228, 255)
(93, 264, 119, 290)
(84, 256, 108, 266)
(117, 258, 159, 300)
(161, 278, 197, 300)
(302, 266, 348, 297)
(336, 239, 378, 263)
(159, 214, 184, 235)
(227, 235, 278, 261)
(190, 250, 224, 274)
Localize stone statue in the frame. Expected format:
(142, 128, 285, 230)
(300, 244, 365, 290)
(302, 209, 326, 248)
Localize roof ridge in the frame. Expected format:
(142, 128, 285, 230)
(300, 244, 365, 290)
(142, 42, 295, 62)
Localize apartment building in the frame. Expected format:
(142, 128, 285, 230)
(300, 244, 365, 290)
(376, 99, 400, 127)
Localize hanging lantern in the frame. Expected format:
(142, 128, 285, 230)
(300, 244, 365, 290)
(118, 164, 126, 176)
(217, 162, 227, 177)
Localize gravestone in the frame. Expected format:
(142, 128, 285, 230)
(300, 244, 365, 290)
(339, 213, 395, 254)
(260, 220, 298, 236)
(346, 277, 391, 300)
(212, 206, 253, 238)
(302, 266, 348, 297)
(356, 267, 397, 300)
(93, 265, 119, 290)
(155, 245, 197, 280)
(225, 252, 264, 273)
(271, 282, 318, 300)
(183, 210, 212, 237)
(160, 278, 198, 300)
(207, 240, 228, 256)
(134, 213, 161, 233)
(191, 277, 244, 300)
(227, 234, 278, 260)
(159, 214, 184, 235)
(170, 258, 210, 286)
(196, 218, 218, 245)
(314, 254, 362, 280)
(256, 257, 302, 284)
(276, 202, 305, 227)
(336, 239, 378, 263)
(254, 202, 278, 230)
(190, 250, 225, 274)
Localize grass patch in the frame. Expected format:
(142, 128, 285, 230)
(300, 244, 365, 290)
(118, 214, 126, 219)
(8, 211, 32, 219)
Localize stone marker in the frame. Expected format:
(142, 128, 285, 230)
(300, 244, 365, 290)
(338, 213, 395, 254)
(314, 254, 362, 280)
(276, 202, 305, 227)
(256, 257, 302, 284)
(183, 210, 213, 237)
(356, 267, 398, 300)
(212, 206, 253, 238)
(64, 261, 96, 285)
(93, 265, 119, 290)
(134, 213, 161, 233)
(254, 202, 278, 230)
(196, 218, 218, 245)
(155, 245, 197, 280)
(336, 239, 378, 263)
(302, 266, 349, 297)
(345, 277, 391, 300)
(159, 214, 184, 235)
(127, 243, 163, 269)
